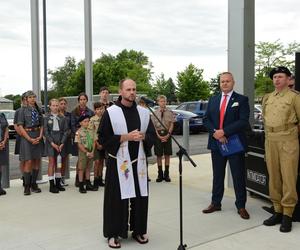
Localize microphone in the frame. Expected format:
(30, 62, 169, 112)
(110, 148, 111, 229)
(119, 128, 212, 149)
(140, 96, 157, 106)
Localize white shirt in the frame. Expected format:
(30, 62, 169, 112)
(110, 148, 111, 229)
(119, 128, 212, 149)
(219, 90, 233, 111)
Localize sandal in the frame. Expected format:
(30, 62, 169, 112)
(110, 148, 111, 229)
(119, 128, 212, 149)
(132, 233, 149, 244)
(108, 237, 121, 249)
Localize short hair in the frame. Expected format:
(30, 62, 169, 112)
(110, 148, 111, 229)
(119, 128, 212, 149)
(49, 98, 59, 106)
(119, 78, 135, 89)
(77, 92, 88, 102)
(58, 97, 68, 103)
(157, 95, 167, 101)
(99, 86, 110, 93)
(219, 72, 235, 82)
(93, 101, 103, 110)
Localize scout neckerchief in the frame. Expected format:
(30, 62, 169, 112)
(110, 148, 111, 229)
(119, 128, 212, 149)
(84, 128, 93, 152)
(107, 104, 149, 200)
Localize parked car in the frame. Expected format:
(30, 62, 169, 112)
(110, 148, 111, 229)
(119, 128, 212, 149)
(175, 101, 208, 131)
(172, 109, 204, 134)
(253, 104, 263, 130)
(0, 109, 16, 137)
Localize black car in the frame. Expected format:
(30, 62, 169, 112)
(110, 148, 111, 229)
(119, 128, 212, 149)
(172, 109, 204, 134)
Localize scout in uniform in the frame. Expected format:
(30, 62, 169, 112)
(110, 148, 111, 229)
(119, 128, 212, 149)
(44, 99, 69, 193)
(0, 112, 9, 196)
(88, 102, 106, 190)
(262, 66, 300, 232)
(71, 92, 94, 187)
(17, 91, 44, 195)
(58, 97, 72, 186)
(75, 115, 97, 193)
(14, 92, 27, 186)
(151, 95, 175, 182)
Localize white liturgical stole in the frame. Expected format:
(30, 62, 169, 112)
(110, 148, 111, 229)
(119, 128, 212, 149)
(107, 105, 150, 200)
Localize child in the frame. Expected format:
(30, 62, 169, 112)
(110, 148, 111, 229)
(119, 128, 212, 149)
(44, 99, 69, 193)
(58, 97, 72, 186)
(151, 95, 175, 182)
(75, 115, 97, 193)
(88, 102, 106, 190)
(17, 90, 44, 195)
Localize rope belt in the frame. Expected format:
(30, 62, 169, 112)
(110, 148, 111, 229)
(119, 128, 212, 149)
(108, 153, 138, 164)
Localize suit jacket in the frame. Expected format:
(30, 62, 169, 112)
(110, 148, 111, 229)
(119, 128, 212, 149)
(204, 91, 250, 152)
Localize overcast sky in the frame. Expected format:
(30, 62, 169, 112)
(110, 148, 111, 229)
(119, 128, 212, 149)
(0, 0, 299, 96)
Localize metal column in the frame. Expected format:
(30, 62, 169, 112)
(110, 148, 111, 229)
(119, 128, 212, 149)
(84, 0, 93, 109)
(30, 0, 41, 102)
(227, 0, 255, 188)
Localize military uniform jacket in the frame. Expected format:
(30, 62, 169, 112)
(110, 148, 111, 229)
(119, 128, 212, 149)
(17, 105, 43, 128)
(75, 127, 96, 153)
(151, 108, 175, 131)
(263, 87, 300, 139)
(0, 113, 8, 164)
(43, 114, 68, 145)
(0, 113, 8, 142)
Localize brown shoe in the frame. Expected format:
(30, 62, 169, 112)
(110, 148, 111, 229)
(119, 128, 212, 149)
(202, 204, 221, 214)
(238, 208, 250, 219)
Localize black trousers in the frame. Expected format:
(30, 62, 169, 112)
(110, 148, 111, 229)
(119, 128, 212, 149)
(211, 150, 247, 209)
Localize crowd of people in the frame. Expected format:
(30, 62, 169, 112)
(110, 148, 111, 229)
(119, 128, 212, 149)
(0, 69, 299, 248)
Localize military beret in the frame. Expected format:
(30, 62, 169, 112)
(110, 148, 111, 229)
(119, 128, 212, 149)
(25, 90, 37, 97)
(269, 66, 291, 79)
(78, 114, 90, 123)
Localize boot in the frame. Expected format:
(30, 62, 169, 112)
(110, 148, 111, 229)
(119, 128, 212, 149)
(31, 183, 42, 193)
(93, 177, 99, 191)
(31, 169, 41, 193)
(49, 179, 59, 193)
(164, 166, 171, 182)
(55, 178, 66, 191)
(98, 176, 105, 187)
(156, 166, 163, 182)
(280, 215, 292, 233)
(23, 172, 31, 195)
(79, 182, 86, 193)
(263, 212, 282, 226)
(24, 185, 31, 196)
(61, 177, 68, 186)
(86, 180, 97, 191)
(0, 172, 6, 195)
(75, 174, 79, 187)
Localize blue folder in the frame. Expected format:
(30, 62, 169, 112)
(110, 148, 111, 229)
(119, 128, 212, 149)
(217, 134, 244, 156)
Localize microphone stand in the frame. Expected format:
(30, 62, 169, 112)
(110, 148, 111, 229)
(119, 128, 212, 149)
(143, 101, 197, 250)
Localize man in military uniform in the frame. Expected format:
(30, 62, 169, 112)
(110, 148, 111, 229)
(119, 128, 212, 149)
(152, 95, 175, 182)
(262, 66, 300, 232)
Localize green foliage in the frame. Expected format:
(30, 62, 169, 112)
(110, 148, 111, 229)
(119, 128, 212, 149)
(176, 64, 210, 102)
(208, 75, 221, 96)
(255, 40, 300, 97)
(149, 73, 177, 103)
(4, 94, 21, 110)
(49, 50, 153, 97)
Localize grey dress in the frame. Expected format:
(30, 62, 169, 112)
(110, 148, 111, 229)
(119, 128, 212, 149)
(43, 114, 68, 157)
(17, 106, 44, 161)
(0, 113, 8, 165)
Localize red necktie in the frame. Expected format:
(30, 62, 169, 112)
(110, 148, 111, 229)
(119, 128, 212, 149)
(219, 95, 227, 129)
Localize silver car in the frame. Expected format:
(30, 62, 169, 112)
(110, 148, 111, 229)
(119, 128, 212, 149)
(0, 109, 16, 137)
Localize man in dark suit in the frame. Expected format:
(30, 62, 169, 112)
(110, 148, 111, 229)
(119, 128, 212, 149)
(203, 72, 250, 219)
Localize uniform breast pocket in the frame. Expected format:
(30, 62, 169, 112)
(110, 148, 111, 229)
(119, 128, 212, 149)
(280, 99, 292, 118)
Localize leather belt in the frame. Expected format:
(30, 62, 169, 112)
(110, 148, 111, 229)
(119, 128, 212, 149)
(265, 124, 297, 133)
(24, 127, 40, 132)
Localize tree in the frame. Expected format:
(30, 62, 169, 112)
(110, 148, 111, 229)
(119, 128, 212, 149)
(255, 40, 300, 97)
(4, 94, 21, 110)
(49, 50, 153, 97)
(208, 75, 220, 96)
(149, 74, 177, 103)
(176, 64, 210, 102)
